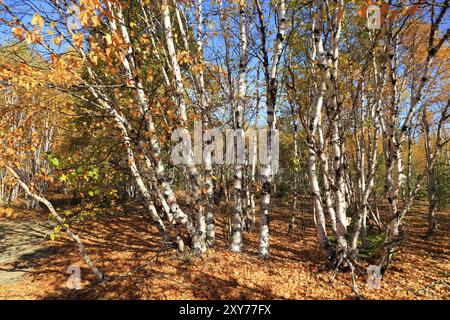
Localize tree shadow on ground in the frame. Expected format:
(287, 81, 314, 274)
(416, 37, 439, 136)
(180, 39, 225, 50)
(5, 200, 448, 299)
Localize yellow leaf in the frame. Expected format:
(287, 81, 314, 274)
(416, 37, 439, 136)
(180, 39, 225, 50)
(31, 13, 44, 30)
(104, 33, 113, 46)
(5, 208, 13, 217)
(73, 33, 84, 48)
(89, 50, 98, 65)
(91, 15, 100, 27)
(54, 36, 62, 47)
(79, 10, 90, 26)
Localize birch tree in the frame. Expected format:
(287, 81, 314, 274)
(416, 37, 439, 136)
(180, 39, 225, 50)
(254, 0, 287, 258)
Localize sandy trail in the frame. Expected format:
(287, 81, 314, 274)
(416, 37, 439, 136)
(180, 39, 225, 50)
(0, 219, 53, 285)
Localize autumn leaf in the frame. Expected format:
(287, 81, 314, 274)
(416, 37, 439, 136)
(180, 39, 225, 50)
(91, 15, 101, 27)
(357, 6, 367, 18)
(31, 13, 44, 30)
(388, 9, 397, 23)
(90, 53, 99, 66)
(79, 10, 90, 27)
(407, 4, 419, 15)
(54, 36, 62, 47)
(381, 3, 390, 16)
(167, 109, 175, 120)
(6, 208, 13, 217)
(11, 26, 23, 41)
(73, 33, 84, 49)
(104, 33, 113, 46)
(0, 207, 14, 218)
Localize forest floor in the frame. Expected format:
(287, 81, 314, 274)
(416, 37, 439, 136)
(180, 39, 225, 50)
(0, 217, 55, 286)
(0, 198, 448, 300)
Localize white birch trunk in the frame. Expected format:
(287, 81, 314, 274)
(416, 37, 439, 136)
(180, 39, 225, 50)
(161, 0, 206, 253)
(231, 2, 248, 252)
(257, 0, 286, 259)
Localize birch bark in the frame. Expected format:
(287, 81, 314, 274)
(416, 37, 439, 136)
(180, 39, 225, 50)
(231, 1, 248, 252)
(255, 0, 286, 258)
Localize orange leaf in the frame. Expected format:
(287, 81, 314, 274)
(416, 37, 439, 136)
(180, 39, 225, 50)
(357, 6, 367, 18)
(407, 4, 419, 15)
(73, 33, 84, 49)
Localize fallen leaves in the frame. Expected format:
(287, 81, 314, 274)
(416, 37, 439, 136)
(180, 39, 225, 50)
(0, 202, 447, 300)
(0, 207, 13, 217)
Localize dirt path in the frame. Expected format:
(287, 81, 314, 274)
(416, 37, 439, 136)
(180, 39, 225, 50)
(0, 219, 53, 285)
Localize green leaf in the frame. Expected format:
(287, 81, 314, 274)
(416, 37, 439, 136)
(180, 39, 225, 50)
(50, 157, 60, 168)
